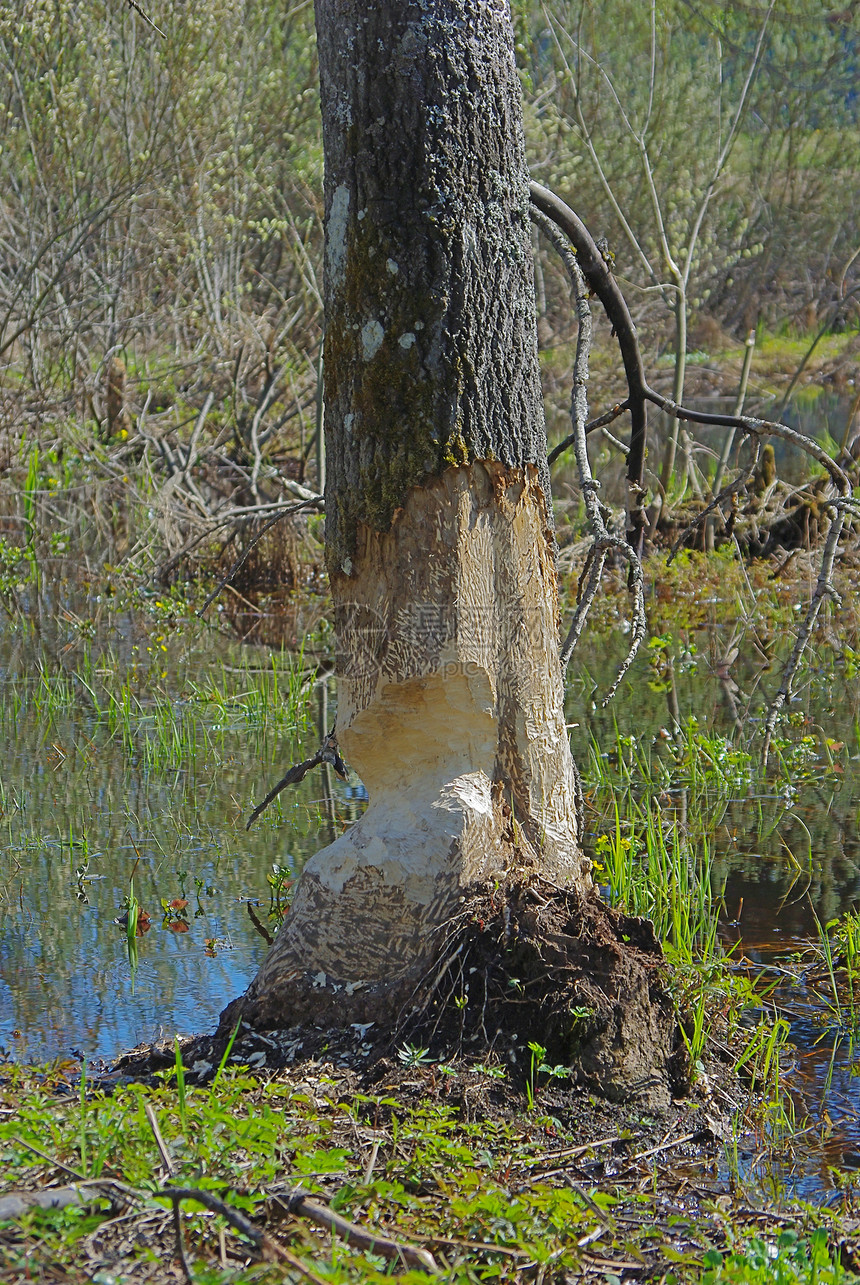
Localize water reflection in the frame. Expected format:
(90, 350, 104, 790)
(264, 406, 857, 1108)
(3, 589, 860, 1196)
(0, 615, 361, 1064)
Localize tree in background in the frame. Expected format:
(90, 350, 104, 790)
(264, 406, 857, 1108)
(517, 0, 860, 489)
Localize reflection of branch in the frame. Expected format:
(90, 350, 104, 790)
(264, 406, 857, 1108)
(531, 206, 646, 702)
(246, 902, 274, 944)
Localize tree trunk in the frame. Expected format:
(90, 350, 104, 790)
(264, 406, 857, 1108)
(223, 0, 678, 1104)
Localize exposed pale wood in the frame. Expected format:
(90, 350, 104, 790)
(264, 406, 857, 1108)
(239, 461, 586, 1024)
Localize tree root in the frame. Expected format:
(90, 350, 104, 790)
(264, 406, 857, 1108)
(212, 878, 685, 1112)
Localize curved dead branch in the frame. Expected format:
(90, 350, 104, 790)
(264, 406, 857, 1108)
(762, 498, 860, 763)
(531, 177, 854, 752)
(530, 204, 646, 703)
(642, 386, 851, 496)
(530, 181, 648, 554)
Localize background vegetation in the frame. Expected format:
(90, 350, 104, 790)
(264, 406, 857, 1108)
(0, 0, 857, 584)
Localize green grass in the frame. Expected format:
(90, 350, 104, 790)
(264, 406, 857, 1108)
(1, 1063, 857, 1283)
(701, 1228, 855, 1285)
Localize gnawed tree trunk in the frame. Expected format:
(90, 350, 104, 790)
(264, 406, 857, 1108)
(223, 0, 678, 1105)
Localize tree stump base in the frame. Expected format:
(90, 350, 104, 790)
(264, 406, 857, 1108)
(218, 879, 685, 1112)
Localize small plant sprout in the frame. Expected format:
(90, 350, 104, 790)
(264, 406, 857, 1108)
(174, 1036, 188, 1132)
(526, 1040, 570, 1109)
(397, 1043, 434, 1068)
(474, 1062, 507, 1081)
(124, 859, 141, 993)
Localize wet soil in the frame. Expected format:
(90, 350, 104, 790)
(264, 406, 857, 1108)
(87, 1002, 772, 1285)
(144, 879, 686, 1112)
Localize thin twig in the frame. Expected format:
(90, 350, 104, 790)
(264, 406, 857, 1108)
(12, 1135, 85, 1181)
(643, 385, 851, 495)
(274, 1189, 439, 1273)
(762, 499, 855, 763)
(172, 1198, 194, 1284)
(193, 497, 321, 615)
(162, 1187, 331, 1284)
(178, 392, 214, 484)
(531, 206, 646, 700)
(125, 0, 166, 37)
(362, 1141, 380, 1186)
(143, 1102, 177, 1178)
(246, 733, 348, 830)
(630, 1130, 704, 1164)
(547, 400, 630, 465)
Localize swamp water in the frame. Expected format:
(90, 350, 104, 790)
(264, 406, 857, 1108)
(1, 579, 860, 1199)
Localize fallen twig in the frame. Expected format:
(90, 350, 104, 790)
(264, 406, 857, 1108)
(162, 1186, 331, 1284)
(629, 1130, 704, 1164)
(11, 1134, 85, 1181)
(143, 1101, 177, 1178)
(273, 1188, 439, 1273)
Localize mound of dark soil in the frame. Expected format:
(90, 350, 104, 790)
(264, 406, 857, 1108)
(114, 881, 687, 1113)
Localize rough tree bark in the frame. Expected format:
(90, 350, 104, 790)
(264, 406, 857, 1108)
(223, 0, 677, 1104)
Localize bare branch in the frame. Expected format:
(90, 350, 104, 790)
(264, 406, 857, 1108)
(125, 0, 166, 37)
(530, 205, 646, 702)
(531, 179, 855, 748)
(642, 385, 851, 495)
(762, 499, 860, 763)
(161, 1187, 330, 1284)
(273, 1189, 439, 1273)
(246, 733, 348, 830)
(529, 182, 648, 553)
(547, 400, 630, 466)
